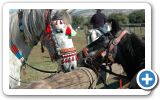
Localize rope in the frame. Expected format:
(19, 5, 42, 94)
(9, 75, 28, 84)
(24, 62, 60, 73)
(80, 68, 97, 89)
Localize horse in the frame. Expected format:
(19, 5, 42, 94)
(78, 18, 145, 88)
(50, 10, 78, 72)
(86, 23, 111, 45)
(9, 9, 77, 88)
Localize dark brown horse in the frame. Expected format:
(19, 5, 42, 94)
(77, 19, 145, 88)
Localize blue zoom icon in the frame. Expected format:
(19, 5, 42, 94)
(137, 69, 158, 90)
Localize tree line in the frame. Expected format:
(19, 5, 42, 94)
(72, 10, 145, 29)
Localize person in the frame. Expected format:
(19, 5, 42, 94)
(90, 9, 108, 34)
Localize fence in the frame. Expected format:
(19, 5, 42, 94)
(121, 23, 145, 37)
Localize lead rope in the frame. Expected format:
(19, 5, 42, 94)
(119, 65, 123, 89)
(10, 40, 59, 73)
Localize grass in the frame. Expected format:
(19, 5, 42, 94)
(21, 27, 144, 88)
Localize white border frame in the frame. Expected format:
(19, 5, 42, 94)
(3, 2, 151, 95)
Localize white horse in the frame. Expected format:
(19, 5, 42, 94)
(9, 9, 77, 88)
(50, 10, 78, 72)
(86, 23, 111, 44)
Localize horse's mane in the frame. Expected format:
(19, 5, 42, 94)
(107, 18, 122, 37)
(109, 18, 145, 80)
(23, 10, 46, 42)
(52, 10, 72, 25)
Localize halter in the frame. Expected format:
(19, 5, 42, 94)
(51, 18, 78, 66)
(82, 30, 128, 88)
(96, 29, 128, 63)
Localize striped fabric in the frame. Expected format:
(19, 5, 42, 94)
(61, 52, 78, 64)
(10, 41, 25, 63)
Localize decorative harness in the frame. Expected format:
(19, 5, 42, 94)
(51, 19, 78, 66)
(10, 41, 25, 64)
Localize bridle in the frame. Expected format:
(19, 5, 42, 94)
(83, 30, 128, 67)
(82, 30, 128, 87)
(50, 18, 78, 69)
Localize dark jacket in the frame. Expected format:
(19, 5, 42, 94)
(90, 11, 107, 28)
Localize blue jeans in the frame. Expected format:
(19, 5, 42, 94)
(98, 26, 108, 34)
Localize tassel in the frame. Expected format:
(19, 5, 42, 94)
(64, 58, 68, 63)
(61, 59, 64, 64)
(76, 55, 78, 61)
(72, 56, 74, 61)
(66, 26, 71, 36)
(46, 23, 51, 33)
(120, 79, 123, 89)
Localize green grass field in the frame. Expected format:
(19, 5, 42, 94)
(21, 27, 144, 88)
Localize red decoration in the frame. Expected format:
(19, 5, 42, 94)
(120, 79, 123, 89)
(46, 23, 51, 34)
(72, 56, 74, 61)
(65, 26, 71, 36)
(11, 44, 19, 54)
(61, 59, 64, 64)
(60, 20, 63, 24)
(76, 55, 78, 61)
(65, 58, 68, 63)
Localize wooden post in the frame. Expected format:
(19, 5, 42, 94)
(17, 67, 98, 89)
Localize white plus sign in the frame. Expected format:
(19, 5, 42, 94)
(142, 73, 153, 85)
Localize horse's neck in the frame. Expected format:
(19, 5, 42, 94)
(116, 34, 144, 79)
(11, 33, 33, 60)
(10, 13, 33, 60)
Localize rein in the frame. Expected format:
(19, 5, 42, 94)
(94, 30, 128, 63)
(10, 41, 59, 73)
(83, 30, 128, 87)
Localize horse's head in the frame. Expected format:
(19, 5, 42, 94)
(48, 10, 78, 72)
(82, 18, 126, 67)
(82, 18, 145, 80)
(82, 33, 115, 67)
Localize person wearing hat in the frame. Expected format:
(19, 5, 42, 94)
(90, 9, 108, 34)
